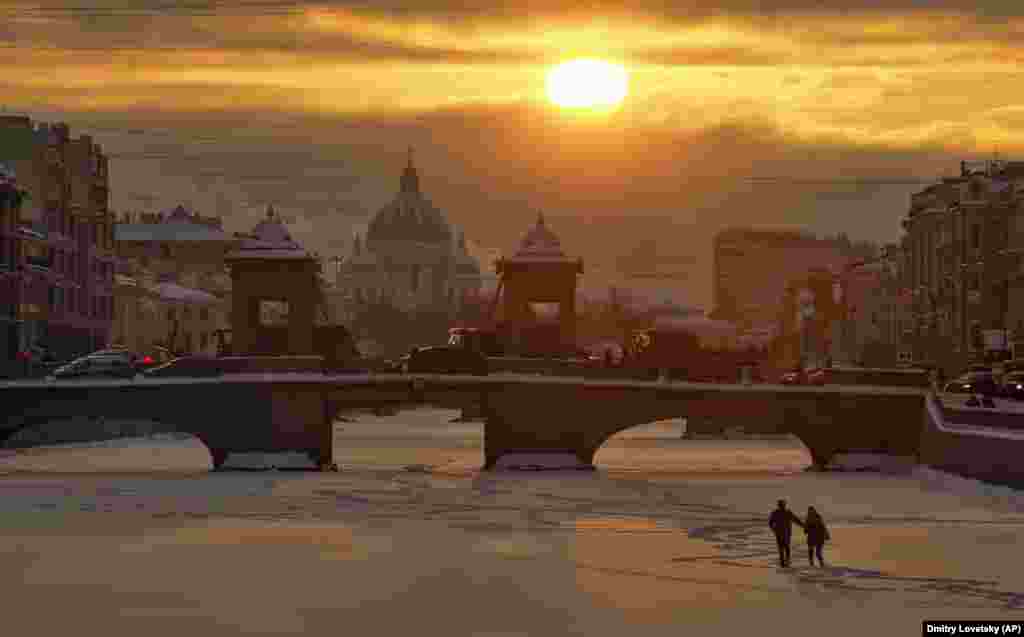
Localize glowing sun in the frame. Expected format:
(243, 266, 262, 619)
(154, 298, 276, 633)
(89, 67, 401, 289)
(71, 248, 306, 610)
(546, 59, 629, 110)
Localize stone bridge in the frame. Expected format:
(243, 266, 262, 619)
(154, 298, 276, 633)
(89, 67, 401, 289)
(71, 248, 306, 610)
(0, 374, 929, 471)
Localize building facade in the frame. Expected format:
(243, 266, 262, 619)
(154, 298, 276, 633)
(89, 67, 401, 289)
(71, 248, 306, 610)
(112, 272, 223, 356)
(113, 204, 236, 355)
(834, 245, 909, 366)
(777, 268, 847, 369)
(0, 115, 115, 364)
(336, 151, 481, 315)
(901, 160, 1024, 367)
(115, 206, 236, 282)
(712, 227, 877, 329)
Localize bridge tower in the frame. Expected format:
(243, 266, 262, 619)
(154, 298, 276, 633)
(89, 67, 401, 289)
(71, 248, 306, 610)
(226, 205, 321, 355)
(494, 212, 584, 353)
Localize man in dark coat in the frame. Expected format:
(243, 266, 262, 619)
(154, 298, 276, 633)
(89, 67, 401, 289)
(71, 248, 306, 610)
(768, 499, 804, 567)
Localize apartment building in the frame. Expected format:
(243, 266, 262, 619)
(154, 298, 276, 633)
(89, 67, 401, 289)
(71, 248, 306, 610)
(712, 227, 877, 329)
(0, 116, 115, 364)
(901, 159, 1024, 366)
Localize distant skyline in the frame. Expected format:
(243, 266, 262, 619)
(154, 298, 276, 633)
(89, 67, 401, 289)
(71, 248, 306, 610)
(3, 1, 1021, 305)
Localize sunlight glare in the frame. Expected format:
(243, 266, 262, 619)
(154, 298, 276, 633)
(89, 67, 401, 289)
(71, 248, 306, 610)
(546, 59, 629, 110)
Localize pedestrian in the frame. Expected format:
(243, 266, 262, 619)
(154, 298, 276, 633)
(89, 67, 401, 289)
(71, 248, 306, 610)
(768, 499, 804, 567)
(803, 506, 830, 567)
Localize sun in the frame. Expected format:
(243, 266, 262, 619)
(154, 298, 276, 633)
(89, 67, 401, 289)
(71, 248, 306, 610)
(546, 59, 629, 111)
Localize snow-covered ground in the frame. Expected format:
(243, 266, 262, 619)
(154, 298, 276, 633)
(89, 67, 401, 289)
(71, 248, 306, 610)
(0, 408, 1023, 635)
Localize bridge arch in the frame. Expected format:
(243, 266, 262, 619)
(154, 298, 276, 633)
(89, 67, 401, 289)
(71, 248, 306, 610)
(0, 404, 231, 470)
(475, 381, 925, 471)
(590, 419, 812, 473)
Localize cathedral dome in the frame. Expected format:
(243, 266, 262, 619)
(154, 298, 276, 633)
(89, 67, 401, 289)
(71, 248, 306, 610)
(366, 149, 452, 245)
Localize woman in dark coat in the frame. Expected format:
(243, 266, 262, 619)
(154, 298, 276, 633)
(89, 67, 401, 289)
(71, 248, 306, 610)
(804, 506, 830, 567)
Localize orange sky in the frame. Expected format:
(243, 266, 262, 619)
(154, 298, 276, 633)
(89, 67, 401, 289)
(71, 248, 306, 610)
(3, 1, 1022, 304)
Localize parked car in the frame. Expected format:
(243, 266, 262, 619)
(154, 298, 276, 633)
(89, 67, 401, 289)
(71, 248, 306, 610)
(143, 355, 224, 378)
(402, 346, 488, 375)
(943, 373, 1001, 396)
(779, 367, 826, 385)
(1001, 371, 1024, 400)
(806, 367, 827, 386)
(779, 368, 805, 385)
(50, 350, 147, 380)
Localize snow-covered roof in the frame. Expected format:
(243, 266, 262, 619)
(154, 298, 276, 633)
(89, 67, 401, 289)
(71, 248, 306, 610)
(500, 255, 581, 266)
(226, 205, 314, 261)
(513, 212, 567, 259)
(149, 281, 219, 304)
(226, 249, 316, 260)
(116, 223, 233, 242)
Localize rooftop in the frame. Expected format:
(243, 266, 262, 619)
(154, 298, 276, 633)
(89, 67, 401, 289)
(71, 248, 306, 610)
(226, 205, 315, 261)
(116, 205, 233, 242)
(365, 148, 452, 246)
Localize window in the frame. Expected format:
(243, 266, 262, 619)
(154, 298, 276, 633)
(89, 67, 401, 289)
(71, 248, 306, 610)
(167, 308, 175, 322)
(971, 224, 981, 251)
(259, 300, 289, 326)
(183, 306, 192, 320)
(200, 307, 209, 321)
(200, 332, 208, 350)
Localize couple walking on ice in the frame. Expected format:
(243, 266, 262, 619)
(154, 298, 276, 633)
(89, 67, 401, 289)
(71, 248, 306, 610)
(769, 499, 830, 568)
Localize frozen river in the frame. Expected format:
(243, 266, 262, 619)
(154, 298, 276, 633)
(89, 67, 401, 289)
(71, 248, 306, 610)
(2, 408, 1023, 635)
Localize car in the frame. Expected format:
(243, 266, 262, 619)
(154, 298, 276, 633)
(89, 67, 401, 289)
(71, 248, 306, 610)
(944, 373, 1001, 397)
(50, 351, 146, 380)
(142, 355, 224, 378)
(806, 368, 828, 386)
(1001, 372, 1024, 400)
(779, 367, 825, 385)
(403, 346, 488, 375)
(779, 368, 805, 385)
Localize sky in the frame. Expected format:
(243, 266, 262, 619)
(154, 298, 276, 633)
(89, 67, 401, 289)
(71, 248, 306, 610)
(3, 0, 1023, 305)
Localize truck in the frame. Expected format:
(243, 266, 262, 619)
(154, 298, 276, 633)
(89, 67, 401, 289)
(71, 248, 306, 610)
(401, 324, 600, 375)
(626, 327, 767, 383)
